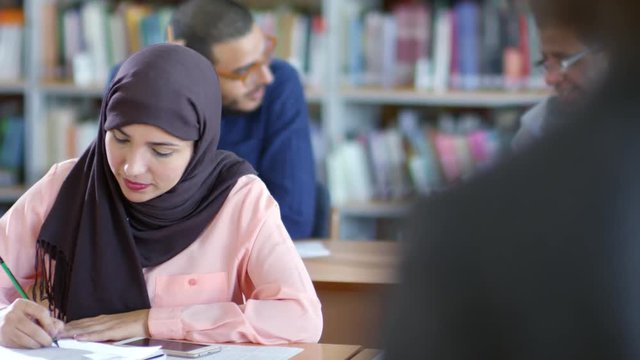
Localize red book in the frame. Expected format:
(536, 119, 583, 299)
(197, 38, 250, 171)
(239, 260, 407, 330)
(518, 14, 531, 78)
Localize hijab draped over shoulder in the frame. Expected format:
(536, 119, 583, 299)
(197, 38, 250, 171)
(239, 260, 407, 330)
(34, 44, 255, 321)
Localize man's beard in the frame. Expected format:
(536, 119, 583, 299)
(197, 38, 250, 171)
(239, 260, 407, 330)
(221, 85, 265, 115)
(221, 104, 247, 116)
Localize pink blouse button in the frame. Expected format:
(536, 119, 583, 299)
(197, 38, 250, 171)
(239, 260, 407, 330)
(188, 278, 197, 286)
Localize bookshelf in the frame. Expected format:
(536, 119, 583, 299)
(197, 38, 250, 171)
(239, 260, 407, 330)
(11, 0, 547, 238)
(40, 82, 105, 98)
(0, 0, 25, 208)
(0, 185, 25, 203)
(339, 88, 547, 107)
(337, 201, 410, 218)
(0, 82, 25, 95)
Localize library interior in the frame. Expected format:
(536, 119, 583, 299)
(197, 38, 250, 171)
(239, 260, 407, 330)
(1, 0, 634, 358)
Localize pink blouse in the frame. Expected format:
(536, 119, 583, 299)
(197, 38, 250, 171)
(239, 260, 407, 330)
(0, 160, 322, 344)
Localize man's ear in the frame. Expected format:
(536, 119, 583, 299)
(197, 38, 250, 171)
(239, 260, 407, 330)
(168, 39, 187, 46)
(165, 25, 186, 46)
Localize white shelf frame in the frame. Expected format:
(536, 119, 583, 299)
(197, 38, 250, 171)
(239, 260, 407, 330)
(339, 88, 549, 107)
(0, 82, 26, 95)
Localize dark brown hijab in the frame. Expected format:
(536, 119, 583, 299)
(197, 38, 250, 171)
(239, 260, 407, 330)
(34, 44, 255, 321)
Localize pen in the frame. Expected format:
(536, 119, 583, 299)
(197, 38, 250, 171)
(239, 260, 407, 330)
(0, 255, 59, 348)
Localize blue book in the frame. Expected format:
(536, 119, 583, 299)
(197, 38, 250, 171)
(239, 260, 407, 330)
(456, 0, 481, 90)
(140, 13, 162, 47)
(0, 116, 24, 171)
(347, 16, 364, 86)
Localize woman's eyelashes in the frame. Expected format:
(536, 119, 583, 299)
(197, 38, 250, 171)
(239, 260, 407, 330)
(113, 133, 128, 144)
(112, 131, 174, 158)
(152, 148, 173, 158)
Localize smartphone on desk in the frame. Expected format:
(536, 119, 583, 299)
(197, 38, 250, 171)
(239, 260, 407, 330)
(115, 337, 221, 358)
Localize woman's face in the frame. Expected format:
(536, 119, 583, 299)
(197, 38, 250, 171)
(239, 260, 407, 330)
(105, 123, 194, 203)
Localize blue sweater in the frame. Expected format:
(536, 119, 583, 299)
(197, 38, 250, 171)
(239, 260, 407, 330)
(219, 60, 316, 239)
(107, 59, 316, 239)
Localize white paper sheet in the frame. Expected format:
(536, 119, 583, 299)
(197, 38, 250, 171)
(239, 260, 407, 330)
(294, 241, 330, 258)
(0, 339, 164, 360)
(167, 344, 302, 360)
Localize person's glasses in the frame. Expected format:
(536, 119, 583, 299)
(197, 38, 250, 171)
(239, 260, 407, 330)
(535, 47, 599, 74)
(215, 34, 277, 86)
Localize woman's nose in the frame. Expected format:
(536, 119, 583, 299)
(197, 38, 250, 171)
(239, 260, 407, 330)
(123, 151, 147, 177)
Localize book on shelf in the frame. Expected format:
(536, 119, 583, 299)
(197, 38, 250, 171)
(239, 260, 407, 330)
(432, 5, 452, 92)
(81, 1, 110, 86)
(309, 120, 327, 183)
(341, 0, 545, 91)
(0, 6, 23, 82)
(46, 105, 98, 171)
(327, 139, 373, 206)
(253, 7, 326, 88)
(39, 1, 173, 86)
(327, 108, 518, 205)
(0, 115, 24, 187)
(394, 2, 430, 87)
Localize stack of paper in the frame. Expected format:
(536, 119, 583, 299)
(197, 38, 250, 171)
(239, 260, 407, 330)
(294, 241, 330, 259)
(0, 339, 164, 360)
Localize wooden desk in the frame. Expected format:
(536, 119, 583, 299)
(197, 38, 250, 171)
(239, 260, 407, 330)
(168, 343, 362, 360)
(351, 348, 383, 360)
(288, 343, 362, 360)
(300, 240, 398, 348)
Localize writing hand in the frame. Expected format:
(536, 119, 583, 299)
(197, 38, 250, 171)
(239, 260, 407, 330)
(0, 298, 64, 348)
(60, 309, 150, 342)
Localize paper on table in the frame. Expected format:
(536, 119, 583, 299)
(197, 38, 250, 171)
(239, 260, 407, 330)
(167, 344, 302, 360)
(294, 241, 330, 258)
(0, 339, 164, 360)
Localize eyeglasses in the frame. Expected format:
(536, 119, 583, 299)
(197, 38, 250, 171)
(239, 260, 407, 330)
(535, 46, 600, 74)
(215, 34, 277, 86)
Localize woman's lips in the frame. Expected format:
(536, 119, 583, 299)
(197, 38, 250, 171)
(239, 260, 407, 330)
(124, 178, 150, 191)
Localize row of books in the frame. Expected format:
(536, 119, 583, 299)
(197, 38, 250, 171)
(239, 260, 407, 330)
(38, 0, 326, 88)
(40, 0, 173, 86)
(34, 0, 542, 93)
(0, 7, 23, 82)
(253, 8, 326, 88)
(44, 104, 98, 172)
(343, 0, 545, 91)
(34, 100, 522, 207)
(327, 109, 520, 205)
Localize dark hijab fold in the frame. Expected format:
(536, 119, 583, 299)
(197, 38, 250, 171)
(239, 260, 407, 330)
(34, 44, 255, 321)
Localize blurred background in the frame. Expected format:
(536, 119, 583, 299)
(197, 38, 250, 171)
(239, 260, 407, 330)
(0, 0, 546, 239)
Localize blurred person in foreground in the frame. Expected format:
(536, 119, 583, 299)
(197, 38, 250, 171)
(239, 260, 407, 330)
(512, 0, 608, 149)
(385, 0, 640, 358)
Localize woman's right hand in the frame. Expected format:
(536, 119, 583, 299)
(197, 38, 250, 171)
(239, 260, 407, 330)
(0, 298, 64, 348)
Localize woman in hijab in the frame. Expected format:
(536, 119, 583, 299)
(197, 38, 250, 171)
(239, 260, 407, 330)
(0, 44, 322, 348)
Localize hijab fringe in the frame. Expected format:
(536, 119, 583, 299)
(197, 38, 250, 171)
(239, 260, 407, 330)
(34, 239, 69, 321)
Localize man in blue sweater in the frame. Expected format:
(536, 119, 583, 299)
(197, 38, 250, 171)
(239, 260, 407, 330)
(168, 0, 316, 239)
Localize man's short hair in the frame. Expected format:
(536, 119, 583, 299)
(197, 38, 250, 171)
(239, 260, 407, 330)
(529, 0, 598, 43)
(170, 0, 254, 63)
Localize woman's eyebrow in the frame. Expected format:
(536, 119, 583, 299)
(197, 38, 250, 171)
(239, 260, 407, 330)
(148, 141, 180, 147)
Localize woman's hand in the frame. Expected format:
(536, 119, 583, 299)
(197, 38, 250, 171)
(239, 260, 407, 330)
(0, 298, 64, 348)
(60, 309, 150, 342)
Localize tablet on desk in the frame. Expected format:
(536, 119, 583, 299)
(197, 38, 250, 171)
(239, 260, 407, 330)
(115, 337, 221, 358)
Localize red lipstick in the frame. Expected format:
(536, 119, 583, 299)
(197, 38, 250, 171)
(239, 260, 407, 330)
(124, 179, 150, 191)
